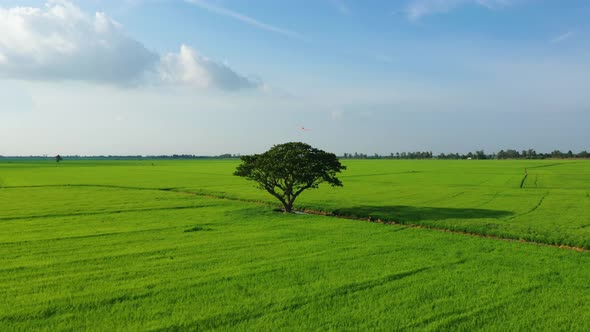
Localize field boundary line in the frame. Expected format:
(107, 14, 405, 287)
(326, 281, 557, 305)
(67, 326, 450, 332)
(473, 191, 501, 208)
(519, 168, 528, 188)
(503, 191, 548, 222)
(526, 162, 576, 169)
(520, 162, 575, 188)
(422, 191, 465, 205)
(344, 170, 422, 178)
(0, 226, 175, 246)
(0, 205, 215, 222)
(2, 184, 179, 191)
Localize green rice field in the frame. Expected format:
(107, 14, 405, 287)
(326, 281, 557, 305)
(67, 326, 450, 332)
(1, 159, 589, 330)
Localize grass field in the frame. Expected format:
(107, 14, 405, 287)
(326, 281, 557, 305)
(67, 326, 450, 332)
(3, 159, 589, 247)
(1, 159, 590, 330)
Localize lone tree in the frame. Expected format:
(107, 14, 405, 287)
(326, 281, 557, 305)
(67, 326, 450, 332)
(55, 155, 63, 163)
(234, 142, 346, 212)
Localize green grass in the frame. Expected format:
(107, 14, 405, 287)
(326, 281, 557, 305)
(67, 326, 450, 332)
(2, 158, 589, 248)
(1, 159, 590, 330)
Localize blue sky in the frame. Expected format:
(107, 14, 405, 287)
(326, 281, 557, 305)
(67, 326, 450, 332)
(1, 0, 589, 155)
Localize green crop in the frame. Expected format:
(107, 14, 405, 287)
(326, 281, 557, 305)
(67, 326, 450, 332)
(1, 159, 589, 330)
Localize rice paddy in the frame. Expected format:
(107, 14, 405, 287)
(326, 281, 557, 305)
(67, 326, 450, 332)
(1, 159, 589, 330)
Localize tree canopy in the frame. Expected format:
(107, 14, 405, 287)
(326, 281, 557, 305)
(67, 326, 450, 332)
(234, 142, 346, 212)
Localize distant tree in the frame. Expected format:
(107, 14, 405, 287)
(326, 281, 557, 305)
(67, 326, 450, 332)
(55, 155, 63, 163)
(234, 142, 346, 212)
(475, 150, 487, 160)
(505, 149, 520, 159)
(526, 149, 537, 159)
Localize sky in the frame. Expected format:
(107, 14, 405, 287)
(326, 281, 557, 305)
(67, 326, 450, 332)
(1, 0, 589, 156)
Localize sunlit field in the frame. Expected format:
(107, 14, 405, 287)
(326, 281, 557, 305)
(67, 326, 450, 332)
(1, 159, 590, 330)
(3, 159, 589, 247)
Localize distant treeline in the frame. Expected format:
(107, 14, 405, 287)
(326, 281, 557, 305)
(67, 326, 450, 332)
(2, 150, 590, 160)
(342, 149, 590, 160)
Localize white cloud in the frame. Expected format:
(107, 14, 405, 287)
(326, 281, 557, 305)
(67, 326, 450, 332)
(405, 0, 514, 20)
(330, 0, 351, 15)
(159, 45, 260, 90)
(551, 30, 575, 43)
(0, 0, 158, 83)
(157, 44, 261, 91)
(185, 0, 304, 41)
(0, 1, 263, 91)
(159, 45, 262, 90)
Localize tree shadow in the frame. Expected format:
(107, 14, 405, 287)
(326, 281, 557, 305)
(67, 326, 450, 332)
(332, 205, 513, 222)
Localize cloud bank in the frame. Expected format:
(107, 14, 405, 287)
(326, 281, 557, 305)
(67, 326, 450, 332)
(0, 1, 259, 90)
(159, 45, 260, 90)
(0, 1, 158, 83)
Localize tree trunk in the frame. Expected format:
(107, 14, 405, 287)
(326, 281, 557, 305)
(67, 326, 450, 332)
(283, 201, 293, 213)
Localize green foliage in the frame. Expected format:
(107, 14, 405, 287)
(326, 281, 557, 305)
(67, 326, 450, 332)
(234, 142, 346, 212)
